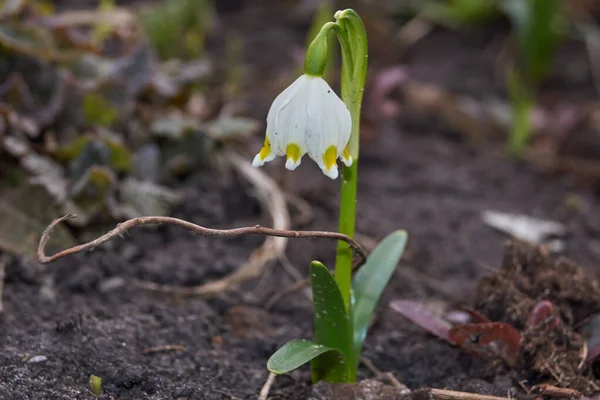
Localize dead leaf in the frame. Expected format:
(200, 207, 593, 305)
(449, 322, 521, 366)
(205, 116, 260, 141)
(117, 177, 182, 218)
(389, 299, 453, 343)
(0, 184, 75, 256)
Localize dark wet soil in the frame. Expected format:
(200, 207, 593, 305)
(4, 1, 600, 400)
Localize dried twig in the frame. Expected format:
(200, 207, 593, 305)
(360, 357, 410, 394)
(582, 22, 600, 98)
(531, 384, 582, 398)
(258, 373, 276, 400)
(0, 255, 6, 314)
(413, 388, 510, 400)
(141, 344, 187, 355)
(37, 156, 366, 297)
(37, 215, 365, 269)
(395, 15, 434, 55)
(265, 278, 309, 310)
(42, 9, 137, 29)
(38, 215, 366, 262)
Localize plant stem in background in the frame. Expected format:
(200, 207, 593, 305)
(507, 66, 534, 157)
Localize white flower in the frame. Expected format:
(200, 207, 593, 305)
(252, 74, 352, 179)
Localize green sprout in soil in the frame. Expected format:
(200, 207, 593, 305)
(502, 0, 563, 156)
(414, 0, 564, 157)
(252, 9, 408, 383)
(89, 374, 102, 396)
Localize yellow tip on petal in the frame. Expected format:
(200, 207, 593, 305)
(322, 145, 338, 171)
(259, 138, 272, 159)
(285, 143, 300, 164)
(253, 138, 274, 168)
(341, 146, 353, 167)
(319, 145, 339, 179)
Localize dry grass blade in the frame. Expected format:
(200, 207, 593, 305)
(413, 388, 510, 400)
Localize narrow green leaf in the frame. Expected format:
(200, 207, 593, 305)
(267, 339, 345, 377)
(351, 230, 408, 358)
(310, 261, 353, 382)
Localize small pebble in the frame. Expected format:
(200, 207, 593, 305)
(99, 277, 125, 293)
(27, 355, 47, 364)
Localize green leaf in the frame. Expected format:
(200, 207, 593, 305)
(310, 261, 352, 382)
(82, 93, 120, 126)
(351, 230, 408, 359)
(267, 339, 345, 377)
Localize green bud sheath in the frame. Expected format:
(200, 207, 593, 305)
(304, 28, 329, 77)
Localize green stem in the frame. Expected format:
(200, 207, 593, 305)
(332, 9, 368, 311)
(334, 162, 358, 308)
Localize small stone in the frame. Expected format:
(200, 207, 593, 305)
(98, 277, 125, 293)
(27, 355, 48, 364)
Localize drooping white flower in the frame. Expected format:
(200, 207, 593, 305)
(252, 74, 352, 179)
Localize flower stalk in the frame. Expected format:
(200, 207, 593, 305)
(329, 10, 368, 310)
(264, 9, 408, 385)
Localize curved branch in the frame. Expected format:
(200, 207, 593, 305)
(37, 213, 367, 266)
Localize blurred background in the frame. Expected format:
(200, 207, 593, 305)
(3, 0, 600, 253)
(4, 0, 600, 397)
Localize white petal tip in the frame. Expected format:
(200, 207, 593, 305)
(322, 166, 339, 180)
(341, 155, 353, 167)
(252, 155, 265, 168)
(285, 158, 301, 171)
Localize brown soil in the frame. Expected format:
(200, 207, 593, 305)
(475, 242, 600, 394)
(3, 1, 600, 400)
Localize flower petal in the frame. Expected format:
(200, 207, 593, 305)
(268, 76, 310, 170)
(304, 77, 352, 178)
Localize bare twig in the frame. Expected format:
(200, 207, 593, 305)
(164, 151, 291, 296)
(141, 345, 187, 354)
(395, 15, 434, 56)
(37, 155, 366, 298)
(582, 21, 600, 97)
(42, 9, 137, 29)
(0, 255, 6, 314)
(285, 193, 314, 226)
(531, 384, 582, 398)
(265, 278, 309, 310)
(278, 253, 304, 283)
(38, 215, 365, 266)
(360, 357, 410, 394)
(53, 216, 361, 263)
(258, 373, 276, 400)
(413, 388, 510, 400)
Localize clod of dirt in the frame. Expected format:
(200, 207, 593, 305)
(474, 241, 600, 394)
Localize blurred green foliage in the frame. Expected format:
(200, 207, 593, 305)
(0, 0, 261, 256)
(501, 0, 563, 155)
(420, 0, 500, 28)
(412, 0, 565, 156)
(138, 0, 215, 60)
